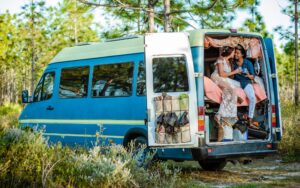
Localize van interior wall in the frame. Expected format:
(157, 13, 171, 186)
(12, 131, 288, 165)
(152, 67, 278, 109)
(203, 35, 270, 143)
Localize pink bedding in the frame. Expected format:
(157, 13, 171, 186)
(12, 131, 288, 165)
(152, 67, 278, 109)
(204, 76, 267, 106)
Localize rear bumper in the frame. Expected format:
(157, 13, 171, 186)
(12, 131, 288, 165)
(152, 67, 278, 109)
(192, 142, 278, 160)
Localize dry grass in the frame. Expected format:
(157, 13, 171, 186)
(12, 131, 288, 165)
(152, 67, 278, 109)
(173, 158, 300, 188)
(278, 85, 300, 162)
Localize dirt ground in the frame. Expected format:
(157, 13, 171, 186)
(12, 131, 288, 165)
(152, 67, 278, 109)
(170, 155, 300, 188)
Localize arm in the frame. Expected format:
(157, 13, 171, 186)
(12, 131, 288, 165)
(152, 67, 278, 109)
(245, 60, 255, 80)
(217, 62, 241, 78)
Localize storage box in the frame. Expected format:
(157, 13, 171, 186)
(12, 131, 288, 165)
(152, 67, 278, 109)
(233, 128, 248, 141)
(223, 125, 233, 141)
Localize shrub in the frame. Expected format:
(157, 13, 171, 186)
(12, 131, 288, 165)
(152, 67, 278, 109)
(278, 101, 300, 162)
(0, 103, 21, 128)
(0, 127, 181, 188)
(0, 128, 47, 186)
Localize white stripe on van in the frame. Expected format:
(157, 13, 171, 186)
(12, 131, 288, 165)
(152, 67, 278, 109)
(43, 133, 124, 139)
(19, 119, 145, 125)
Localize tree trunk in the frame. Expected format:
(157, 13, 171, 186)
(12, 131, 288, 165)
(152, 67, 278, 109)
(74, 0, 78, 45)
(164, 0, 170, 32)
(137, 0, 141, 33)
(31, 0, 35, 96)
(148, 1, 155, 32)
(295, 0, 299, 105)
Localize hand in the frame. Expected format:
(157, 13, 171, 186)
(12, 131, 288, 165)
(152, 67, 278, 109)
(233, 68, 242, 74)
(245, 73, 254, 80)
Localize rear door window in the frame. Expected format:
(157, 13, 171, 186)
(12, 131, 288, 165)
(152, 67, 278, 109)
(152, 56, 189, 93)
(59, 66, 89, 98)
(92, 62, 134, 97)
(137, 61, 146, 96)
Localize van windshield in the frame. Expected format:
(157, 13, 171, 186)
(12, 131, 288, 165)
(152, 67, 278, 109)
(152, 56, 189, 93)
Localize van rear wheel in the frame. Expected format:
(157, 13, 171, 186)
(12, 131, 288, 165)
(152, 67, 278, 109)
(198, 159, 227, 171)
(130, 136, 148, 167)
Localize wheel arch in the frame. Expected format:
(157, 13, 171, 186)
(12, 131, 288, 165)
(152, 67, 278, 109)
(123, 127, 148, 147)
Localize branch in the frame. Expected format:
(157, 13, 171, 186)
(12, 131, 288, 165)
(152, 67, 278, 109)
(172, 16, 198, 30)
(193, 0, 219, 11)
(77, 0, 153, 12)
(77, 0, 115, 7)
(275, 0, 294, 18)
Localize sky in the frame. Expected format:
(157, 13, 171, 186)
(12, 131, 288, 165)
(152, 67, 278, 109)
(0, 0, 292, 50)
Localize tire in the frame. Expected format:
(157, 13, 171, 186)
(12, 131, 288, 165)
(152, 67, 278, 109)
(130, 136, 149, 167)
(133, 136, 148, 148)
(198, 159, 227, 171)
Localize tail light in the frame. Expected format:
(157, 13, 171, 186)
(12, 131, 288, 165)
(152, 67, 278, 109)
(272, 105, 276, 127)
(198, 106, 205, 132)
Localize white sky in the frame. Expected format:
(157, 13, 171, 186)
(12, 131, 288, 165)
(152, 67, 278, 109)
(0, 0, 292, 50)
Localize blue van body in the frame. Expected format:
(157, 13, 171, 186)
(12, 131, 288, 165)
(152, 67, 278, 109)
(19, 30, 281, 162)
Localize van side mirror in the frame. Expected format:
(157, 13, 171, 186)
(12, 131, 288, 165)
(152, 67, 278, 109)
(22, 90, 30, 103)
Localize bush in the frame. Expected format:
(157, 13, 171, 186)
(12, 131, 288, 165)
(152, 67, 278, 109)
(0, 127, 181, 188)
(278, 101, 300, 162)
(0, 128, 48, 186)
(0, 103, 21, 128)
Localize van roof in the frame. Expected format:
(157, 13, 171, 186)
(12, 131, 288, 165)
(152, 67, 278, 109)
(50, 29, 262, 64)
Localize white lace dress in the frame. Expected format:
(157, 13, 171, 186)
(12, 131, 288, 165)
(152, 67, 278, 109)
(211, 58, 240, 141)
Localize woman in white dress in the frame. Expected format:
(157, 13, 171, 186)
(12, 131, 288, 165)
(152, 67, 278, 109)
(211, 47, 242, 141)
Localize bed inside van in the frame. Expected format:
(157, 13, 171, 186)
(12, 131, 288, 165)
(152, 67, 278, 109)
(203, 34, 271, 143)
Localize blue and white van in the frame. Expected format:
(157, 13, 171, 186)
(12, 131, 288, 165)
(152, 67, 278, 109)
(20, 29, 282, 170)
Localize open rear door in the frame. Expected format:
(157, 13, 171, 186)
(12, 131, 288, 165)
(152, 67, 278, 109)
(264, 38, 282, 140)
(145, 32, 198, 147)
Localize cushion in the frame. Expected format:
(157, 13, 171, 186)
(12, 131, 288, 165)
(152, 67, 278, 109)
(204, 76, 267, 106)
(204, 76, 222, 103)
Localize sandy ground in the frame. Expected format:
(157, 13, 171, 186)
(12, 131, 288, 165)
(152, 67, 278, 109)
(170, 155, 300, 188)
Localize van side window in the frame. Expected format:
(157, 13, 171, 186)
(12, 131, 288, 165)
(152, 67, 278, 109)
(92, 62, 133, 97)
(33, 72, 55, 102)
(153, 56, 189, 93)
(137, 61, 146, 96)
(59, 66, 89, 98)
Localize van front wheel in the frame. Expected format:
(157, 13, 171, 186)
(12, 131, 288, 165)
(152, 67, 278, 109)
(198, 159, 227, 171)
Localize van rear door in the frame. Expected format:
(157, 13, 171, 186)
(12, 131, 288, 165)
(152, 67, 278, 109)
(264, 38, 282, 140)
(145, 32, 198, 147)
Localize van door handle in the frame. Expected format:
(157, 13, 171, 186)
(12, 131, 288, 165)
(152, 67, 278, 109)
(46, 106, 54, 110)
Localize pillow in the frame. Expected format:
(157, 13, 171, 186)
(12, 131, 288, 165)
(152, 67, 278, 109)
(204, 76, 267, 106)
(253, 83, 267, 102)
(204, 76, 222, 103)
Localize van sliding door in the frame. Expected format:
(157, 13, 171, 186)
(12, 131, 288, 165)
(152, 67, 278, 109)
(145, 33, 198, 147)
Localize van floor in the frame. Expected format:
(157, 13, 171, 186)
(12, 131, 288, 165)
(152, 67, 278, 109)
(205, 100, 269, 143)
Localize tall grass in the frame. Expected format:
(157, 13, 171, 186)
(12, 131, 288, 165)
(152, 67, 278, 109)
(278, 86, 300, 162)
(0, 103, 22, 128)
(0, 127, 180, 188)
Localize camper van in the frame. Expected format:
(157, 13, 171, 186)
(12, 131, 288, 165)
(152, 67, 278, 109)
(19, 29, 282, 170)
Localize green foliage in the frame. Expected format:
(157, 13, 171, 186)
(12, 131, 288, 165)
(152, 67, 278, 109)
(274, 0, 299, 85)
(276, 50, 295, 86)
(0, 0, 100, 104)
(0, 103, 21, 128)
(241, 0, 270, 37)
(278, 101, 300, 162)
(0, 127, 181, 187)
(101, 0, 258, 33)
(0, 128, 48, 186)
